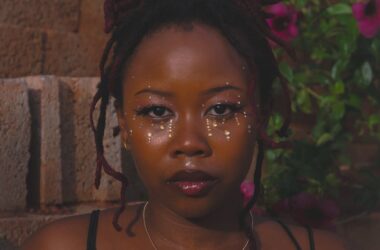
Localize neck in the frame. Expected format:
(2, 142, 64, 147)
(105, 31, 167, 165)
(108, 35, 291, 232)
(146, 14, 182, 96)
(145, 195, 251, 249)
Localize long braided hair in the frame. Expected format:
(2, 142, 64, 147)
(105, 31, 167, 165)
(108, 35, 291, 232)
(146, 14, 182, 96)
(90, 0, 292, 248)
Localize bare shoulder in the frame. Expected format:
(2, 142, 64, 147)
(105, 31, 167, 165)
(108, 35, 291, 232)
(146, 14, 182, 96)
(256, 218, 347, 250)
(21, 212, 91, 250)
(21, 202, 146, 250)
(311, 227, 348, 250)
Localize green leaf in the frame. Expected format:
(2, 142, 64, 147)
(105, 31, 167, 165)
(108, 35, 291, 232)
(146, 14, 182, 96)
(296, 89, 312, 113)
(327, 3, 352, 15)
(331, 101, 346, 120)
(317, 133, 333, 145)
(279, 62, 293, 82)
(330, 81, 345, 95)
(346, 94, 361, 109)
(361, 62, 373, 86)
(369, 115, 380, 130)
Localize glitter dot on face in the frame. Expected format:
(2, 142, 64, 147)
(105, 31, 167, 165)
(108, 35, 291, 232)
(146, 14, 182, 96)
(168, 120, 174, 138)
(160, 125, 165, 130)
(225, 81, 230, 85)
(224, 130, 231, 141)
(129, 130, 133, 135)
(248, 125, 252, 134)
(147, 132, 152, 143)
(206, 119, 213, 133)
(212, 122, 218, 128)
(235, 115, 240, 126)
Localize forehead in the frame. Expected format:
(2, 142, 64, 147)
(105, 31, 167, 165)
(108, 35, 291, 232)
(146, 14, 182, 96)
(122, 22, 250, 94)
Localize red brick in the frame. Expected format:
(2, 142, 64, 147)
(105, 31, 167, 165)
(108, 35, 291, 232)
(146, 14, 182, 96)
(79, 0, 108, 38)
(0, 0, 80, 32)
(0, 25, 43, 77)
(43, 31, 106, 76)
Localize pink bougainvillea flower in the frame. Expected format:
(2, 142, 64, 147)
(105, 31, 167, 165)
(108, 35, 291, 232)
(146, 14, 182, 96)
(266, 3, 300, 42)
(240, 181, 267, 216)
(352, 0, 380, 38)
(272, 192, 340, 229)
(240, 180, 255, 205)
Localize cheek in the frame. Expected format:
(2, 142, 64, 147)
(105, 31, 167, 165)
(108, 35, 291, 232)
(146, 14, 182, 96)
(206, 113, 256, 175)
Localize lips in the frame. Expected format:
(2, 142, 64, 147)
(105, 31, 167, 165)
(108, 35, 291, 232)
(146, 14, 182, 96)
(166, 170, 218, 197)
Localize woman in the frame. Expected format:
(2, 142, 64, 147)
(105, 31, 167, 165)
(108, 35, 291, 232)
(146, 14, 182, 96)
(22, 0, 347, 249)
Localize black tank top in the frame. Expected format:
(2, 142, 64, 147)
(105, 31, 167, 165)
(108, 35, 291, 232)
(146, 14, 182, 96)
(86, 210, 315, 250)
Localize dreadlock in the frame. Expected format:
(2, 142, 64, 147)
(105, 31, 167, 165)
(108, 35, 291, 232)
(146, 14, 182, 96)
(90, 0, 292, 248)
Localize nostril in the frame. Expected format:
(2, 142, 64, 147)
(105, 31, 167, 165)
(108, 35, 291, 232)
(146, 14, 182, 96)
(174, 149, 205, 157)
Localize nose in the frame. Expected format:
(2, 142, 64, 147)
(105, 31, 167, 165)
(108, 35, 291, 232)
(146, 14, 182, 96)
(169, 114, 212, 159)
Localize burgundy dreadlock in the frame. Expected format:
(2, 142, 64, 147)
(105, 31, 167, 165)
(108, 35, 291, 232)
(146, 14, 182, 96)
(90, 0, 293, 248)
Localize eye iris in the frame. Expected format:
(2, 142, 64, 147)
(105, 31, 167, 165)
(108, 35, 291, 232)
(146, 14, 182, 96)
(214, 105, 227, 114)
(153, 107, 166, 116)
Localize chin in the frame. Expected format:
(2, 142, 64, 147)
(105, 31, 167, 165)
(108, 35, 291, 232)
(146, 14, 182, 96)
(164, 191, 238, 219)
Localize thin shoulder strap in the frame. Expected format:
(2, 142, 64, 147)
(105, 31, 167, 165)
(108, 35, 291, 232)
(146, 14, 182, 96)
(306, 225, 315, 250)
(273, 219, 302, 250)
(87, 210, 100, 250)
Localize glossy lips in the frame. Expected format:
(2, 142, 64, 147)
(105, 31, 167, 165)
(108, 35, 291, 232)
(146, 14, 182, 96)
(166, 170, 218, 197)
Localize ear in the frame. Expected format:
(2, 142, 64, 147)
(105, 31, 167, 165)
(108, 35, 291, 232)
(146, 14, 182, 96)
(115, 99, 129, 147)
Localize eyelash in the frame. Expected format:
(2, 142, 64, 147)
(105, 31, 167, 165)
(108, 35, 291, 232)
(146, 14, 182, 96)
(135, 103, 243, 121)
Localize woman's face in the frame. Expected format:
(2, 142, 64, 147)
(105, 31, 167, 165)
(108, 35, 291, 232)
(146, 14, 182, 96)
(118, 23, 257, 218)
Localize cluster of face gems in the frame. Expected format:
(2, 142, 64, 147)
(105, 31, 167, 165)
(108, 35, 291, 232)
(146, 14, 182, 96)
(168, 119, 174, 138)
(147, 132, 152, 143)
(234, 114, 241, 126)
(224, 130, 231, 141)
(206, 119, 213, 137)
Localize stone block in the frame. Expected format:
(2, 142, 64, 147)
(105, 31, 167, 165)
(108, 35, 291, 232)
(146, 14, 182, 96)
(58, 77, 122, 203)
(44, 31, 106, 77)
(0, 25, 42, 78)
(79, 0, 108, 38)
(0, 0, 80, 32)
(25, 76, 63, 206)
(0, 79, 31, 211)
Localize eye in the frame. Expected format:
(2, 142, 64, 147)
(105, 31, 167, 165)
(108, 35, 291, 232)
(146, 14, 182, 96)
(207, 103, 242, 117)
(135, 105, 173, 119)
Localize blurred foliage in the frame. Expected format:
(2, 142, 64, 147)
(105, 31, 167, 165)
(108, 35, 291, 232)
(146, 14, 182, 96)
(263, 0, 380, 219)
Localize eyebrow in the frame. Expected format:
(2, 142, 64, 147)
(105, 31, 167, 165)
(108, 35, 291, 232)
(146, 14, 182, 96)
(201, 85, 243, 96)
(134, 85, 243, 97)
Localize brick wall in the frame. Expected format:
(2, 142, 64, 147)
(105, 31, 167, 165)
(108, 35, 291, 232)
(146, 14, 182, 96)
(0, 77, 146, 247)
(0, 0, 108, 77)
